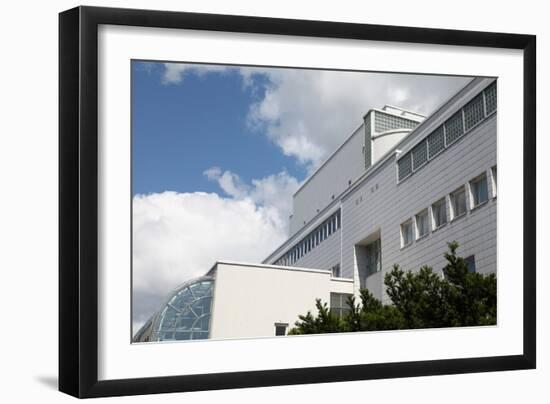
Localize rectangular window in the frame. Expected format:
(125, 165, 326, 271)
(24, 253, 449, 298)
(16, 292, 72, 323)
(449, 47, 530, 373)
(365, 239, 381, 276)
(445, 109, 464, 146)
(330, 293, 352, 318)
(450, 186, 467, 219)
(427, 125, 445, 158)
(412, 140, 428, 170)
(331, 263, 341, 278)
(463, 93, 485, 131)
(274, 323, 288, 336)
(398, 152, 412, 181)
(401, 220, 413, 247)
(464, 255, 476, 273)
(432, 198, 447, 229)
(485, 82, 497, 114)
(415, 210, 429, 239)
(470, 173, 489, 207)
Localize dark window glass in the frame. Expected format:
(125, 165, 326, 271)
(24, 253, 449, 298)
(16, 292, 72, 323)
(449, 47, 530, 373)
(465, 255, 476, 273)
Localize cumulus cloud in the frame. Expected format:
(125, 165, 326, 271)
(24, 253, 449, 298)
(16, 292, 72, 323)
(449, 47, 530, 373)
(162, 63, 231, 84)
(204, 167, 300, 228)
(132, 170, 300, 333)
(246, 70, 470, 170)
(162, 62, 470, 170)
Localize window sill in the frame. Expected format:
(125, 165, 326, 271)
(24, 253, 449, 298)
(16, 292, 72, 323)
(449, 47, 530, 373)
(470, 200, 489, 212)
(416, 233, 429, 242)
(432, 222, 448, 233)
(400, 242, 413, 250)
(450, 212, 466, 222)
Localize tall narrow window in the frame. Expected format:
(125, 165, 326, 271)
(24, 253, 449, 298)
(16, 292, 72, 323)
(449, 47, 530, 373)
(463, 93, 485, 131)
(427, 126, 445, 158)
(450, 186, 467, 219)
(464, 255, 476, 273)
(412, 140, 428, 170)
(415, 210, 429, 239)
(398, 152, 412, 181)
(365, 239, 381, 276)
(445, 110, 464, 146)
(432, 198, 447, 229)
(470, 173, 489, 207)
(401, 220, 413, 247)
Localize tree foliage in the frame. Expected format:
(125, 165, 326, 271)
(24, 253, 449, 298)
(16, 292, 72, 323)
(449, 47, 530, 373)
(288, 242, 496, 335)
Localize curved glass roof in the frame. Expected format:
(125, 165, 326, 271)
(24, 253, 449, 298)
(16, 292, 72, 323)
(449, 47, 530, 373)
(134, 276, 214, 342)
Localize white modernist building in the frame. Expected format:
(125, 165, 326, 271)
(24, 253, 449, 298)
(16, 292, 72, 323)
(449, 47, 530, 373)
(134, 77, 497, 342)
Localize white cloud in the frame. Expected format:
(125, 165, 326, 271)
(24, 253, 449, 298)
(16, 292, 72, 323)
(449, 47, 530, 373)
(162, 63, 231, 84)
(203, 167, 300, 229)
(132, 170, 300, 332)
(246, 69, 471, 170)
(162, 62, 470, 170)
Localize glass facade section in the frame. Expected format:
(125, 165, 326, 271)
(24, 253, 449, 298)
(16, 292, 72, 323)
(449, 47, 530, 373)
(464, 93, 485, 131)
(133, 276, 214, 342)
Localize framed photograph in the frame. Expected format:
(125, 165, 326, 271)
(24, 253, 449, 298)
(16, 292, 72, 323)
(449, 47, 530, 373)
(59, 5, 536, 398)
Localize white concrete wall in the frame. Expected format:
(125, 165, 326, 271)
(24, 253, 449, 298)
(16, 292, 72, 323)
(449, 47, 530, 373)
(209, 262, 353, 339)
(289, 124, 365, 236)
(371, 130, 410, 163)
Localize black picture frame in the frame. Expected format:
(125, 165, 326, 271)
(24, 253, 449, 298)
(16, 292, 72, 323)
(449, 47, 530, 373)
(59, 5, 536, 398)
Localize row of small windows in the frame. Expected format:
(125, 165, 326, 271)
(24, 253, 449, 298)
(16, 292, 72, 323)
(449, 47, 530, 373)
(375, 111, 418, 133)
(400, 166, 496, 248)
(274, 210, 341, 267)
(397, 81, 497, 182)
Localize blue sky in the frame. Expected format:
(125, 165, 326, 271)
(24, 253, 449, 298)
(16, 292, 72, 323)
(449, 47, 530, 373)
(132, 61, 305, 196)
